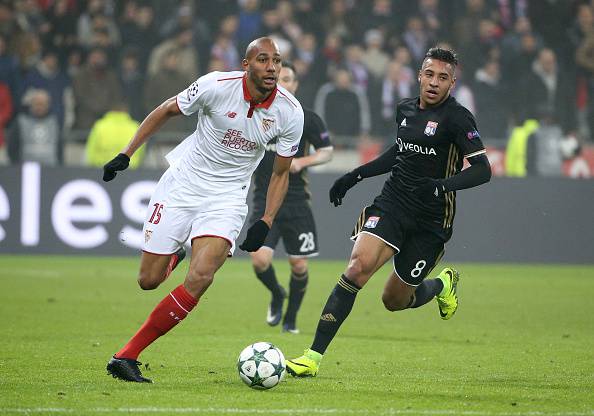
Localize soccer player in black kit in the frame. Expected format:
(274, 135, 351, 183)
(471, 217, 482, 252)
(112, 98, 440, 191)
(286, 47, 491, 377)
(249, 61, 333, 333)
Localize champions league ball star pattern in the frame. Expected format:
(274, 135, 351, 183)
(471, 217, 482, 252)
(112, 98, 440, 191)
(237, 342, 286, 389)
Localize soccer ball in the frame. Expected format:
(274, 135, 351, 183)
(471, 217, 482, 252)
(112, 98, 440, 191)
(237, 342, 286, 389)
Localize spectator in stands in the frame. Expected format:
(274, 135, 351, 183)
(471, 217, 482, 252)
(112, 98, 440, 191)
(119, 48, 145, 122)
(158, 2, 211, 73)
(368, 60, 410, 140)
(501, 16, 543, 62)
(0, 2, 19, 40)
(402, 16, 432, 68)
(237, 0, 262, 52)
(77, 0, 120, 49)
(13, 31, 42, 73)
(0, 33, 21, 105)
(8, 88, 60, 166)
(321, 0, 356, 41)
(314, 67, 371, 148)
(0, 80, 12, 149)
(362, 29, 389, 80)
(72, 47, 122, 129)
(85, 101, 143, 169)
(361, 0, 394, 40)
(258, 5, 292, 49)
(392, 45, 415, 84)
(451, 66, 476, 116)
(473, 58, 508, 139)
(576, 24, 594, 141)
(144, 48, 193, 135)
(42, 0, 78, 54)
(211, 30, 241, 72)
(22, 48, 73, 130)
(344, 44, 369, 92)
(147, 27, 198, 81)
(417, 0, 444, 39)
(520, 48, 575, 134)
(118, 3, 157, 71)
(526, 108, 581, 177)
(527, 0, 574, 56)
(13, 0, 46, 34)
(276, 0, 303, 45)
(320, 32, 344, 80)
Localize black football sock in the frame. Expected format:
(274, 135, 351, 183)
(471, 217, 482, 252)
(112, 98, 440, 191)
(255, 265, 283, 297)
(311, 275, 360, 354)
(409, 278, 444, 308)
(283, 270, 308, 325)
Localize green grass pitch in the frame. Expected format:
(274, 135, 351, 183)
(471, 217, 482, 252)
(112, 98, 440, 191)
(0, 255, 593, 416)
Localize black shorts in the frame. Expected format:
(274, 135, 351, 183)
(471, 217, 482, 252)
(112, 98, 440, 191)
(250, 202, 319, 257)
(351, 205, 445, 286)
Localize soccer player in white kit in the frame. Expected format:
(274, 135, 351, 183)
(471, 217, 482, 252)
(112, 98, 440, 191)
(102, 38, 304, 383)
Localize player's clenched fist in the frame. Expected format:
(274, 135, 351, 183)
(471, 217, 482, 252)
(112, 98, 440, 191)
(239, 220, 270, 252)
(103, 153, 130, 182)
(329, 170, 362, 207)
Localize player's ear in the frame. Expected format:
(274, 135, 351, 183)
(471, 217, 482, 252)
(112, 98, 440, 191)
(241, 58, 249, 70)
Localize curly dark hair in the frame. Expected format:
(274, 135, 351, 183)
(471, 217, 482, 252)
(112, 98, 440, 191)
(425, 47, 458, 67)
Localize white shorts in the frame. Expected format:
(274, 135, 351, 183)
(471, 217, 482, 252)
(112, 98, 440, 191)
(142, 169, 248, 256)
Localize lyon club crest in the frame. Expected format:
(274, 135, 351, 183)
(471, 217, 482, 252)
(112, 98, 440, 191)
(424, 121, 438, 136)
(364, 216, 380, 229)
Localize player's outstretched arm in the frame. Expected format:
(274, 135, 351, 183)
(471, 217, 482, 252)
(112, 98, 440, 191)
(290, 146, 333, 173)
(413, 154, 492, 201)
(102, 96, 182, 182)
(329, 144, 398, 206)
(240, 155, 292, 252)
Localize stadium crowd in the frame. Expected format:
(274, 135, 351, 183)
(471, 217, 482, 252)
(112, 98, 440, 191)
(0, 0, 593, 176)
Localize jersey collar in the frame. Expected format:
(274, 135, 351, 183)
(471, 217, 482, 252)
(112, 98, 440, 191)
(242, 74, 278, 110)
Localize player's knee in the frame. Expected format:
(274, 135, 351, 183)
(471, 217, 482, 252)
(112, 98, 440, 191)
(252, 257, 271, 274)
(382, 294, 407, 312)
(289, 258, 307, 275)
(251, 250, 272, 273)
(137, 272, 161, 291)
(185, 269, 214, 293)
(345, 255, 373, 282)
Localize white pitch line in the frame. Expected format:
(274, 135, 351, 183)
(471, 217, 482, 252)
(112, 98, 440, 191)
(1, 408, 593, 416)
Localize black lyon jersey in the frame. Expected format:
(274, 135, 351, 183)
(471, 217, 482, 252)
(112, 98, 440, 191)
(375, 96, 486, 237)
(253, 108, 332, 204)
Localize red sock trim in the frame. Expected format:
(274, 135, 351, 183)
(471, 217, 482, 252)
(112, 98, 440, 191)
(170, 284, 198, 312)
(114, 285, 198, 360)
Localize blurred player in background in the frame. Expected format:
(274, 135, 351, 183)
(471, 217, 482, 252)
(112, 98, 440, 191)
(249, 61, 333, 334)
(101, 37, 304, 383)
(286, 47, 491, 377)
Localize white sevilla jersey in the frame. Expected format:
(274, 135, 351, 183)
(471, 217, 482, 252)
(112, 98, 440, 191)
(167, 70, 304, 196)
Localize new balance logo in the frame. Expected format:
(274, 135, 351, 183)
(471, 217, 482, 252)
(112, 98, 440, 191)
(320, 313, 337, 322)
(400, 118, 407, 127)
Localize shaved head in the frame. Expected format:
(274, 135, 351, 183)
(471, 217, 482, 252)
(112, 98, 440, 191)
(242, 37, 282, 101)
(245, 37, 280, 60)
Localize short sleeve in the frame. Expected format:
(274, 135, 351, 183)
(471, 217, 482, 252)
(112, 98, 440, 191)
(452, 107, 486, 159)
(303, 111, 332, 149)
(176, 72, 218, 116)
(276, 106, 305, 158)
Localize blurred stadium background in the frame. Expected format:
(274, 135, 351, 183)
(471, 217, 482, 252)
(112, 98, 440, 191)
(0, 1, 593, 414)
(0, 0, 593, 259)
